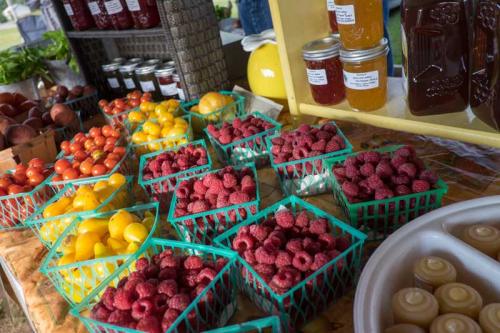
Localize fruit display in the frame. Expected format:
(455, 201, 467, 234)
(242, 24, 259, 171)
(46, 84, 97, 104)
(58, 125, 122, 157)
(127, 98, 180, 131)
(99, 91, 153, 129)
(0, 158, 53, 228)
(267, 122, 352, 196)
(326, 145, 448, 240)
(205, 112, 281, 167)
(214, 196, 366, 329)
(139, 140, 212, 210)
(73, 239, 237, 333)
(169, 165, 259, 244)
(28, 173, 131, 247)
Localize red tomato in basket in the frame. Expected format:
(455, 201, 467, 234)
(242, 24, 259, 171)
(12, 173, 27, 186)
(62, 168, 79, 180)
(89, 127, 102, 138)
(91, 164, 107, 176)
(80, 159, 94, 176)
(94, 136, 106, 147)
(8, 184, 23, 195)
(101, 125, 113, 138)
(26, 167, 42, 178)
(98, 99, 108, 108)
(73, 150, 88, 162)
(15, 164, 27, 175)
(55, 159, 71, 175)
(103, 105, 113, 115)
(113, 146, 126, 156)
(28, 172, 44, 187)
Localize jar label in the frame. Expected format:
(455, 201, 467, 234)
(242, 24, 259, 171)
(327, 0, 336, 11)
(107, 77, 120, 88)
(64, 3, 74, 16)
(178, 88, 186, 101)
(88, 1, 101, 15)
(343, 70, 379, 90)
(105, 0, 123, 15)
(335, 5, 355, 25)
(160, 83, 178, 96)
(125, 0, 141, 12)
(124, 78, 136, 89)
(306, 69, 328, 86)
(140, 80, 156, 92)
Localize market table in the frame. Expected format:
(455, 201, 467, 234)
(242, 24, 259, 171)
(1, 119, 499, 333)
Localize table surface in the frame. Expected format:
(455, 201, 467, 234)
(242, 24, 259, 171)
(1, 118, 499, 333)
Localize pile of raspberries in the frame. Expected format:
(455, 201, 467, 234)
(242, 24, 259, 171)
(142, 144, 209, 181)
(173, 166, 257, 219)
(206, 115, 275, 145)
(91, 249, 229, 333)
(269, 123, 347, 165)
(231, 208, 351, 295)
(332, 146, 439, 203)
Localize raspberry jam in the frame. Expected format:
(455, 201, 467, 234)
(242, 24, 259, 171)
(105, 0, 133, 29)
(155, 62, 178, 98)
(86, 0, 112, 29)
(63, 0, 95, 30)
(327, 0, 339, 33)
(125, 0, 160, 29)
(302, 37, 345, 105)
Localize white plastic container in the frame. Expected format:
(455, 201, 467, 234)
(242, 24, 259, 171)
(354, 196, 500, 332)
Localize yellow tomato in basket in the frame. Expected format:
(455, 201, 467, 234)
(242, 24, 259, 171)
(92, 180, 109, 192)
(128, 110, 146, 123)
(74, 232, 102, 262)
(132, 131, 148, 144)
(78, 218, 109, 237)
(123, 223, 149, 243)
(67, 267, 94, 289)
(72, 192, 100, 211)
(167, 127, 186, 138)
(94, 261, 117, 279)
(126, 242, 140, 254)
(108, 210, 135, 240)
(94, 242, 113, 258)
(43, 196, 71, 219)
(108, 173, 127, 188)
(143, 121, 161, 136)
(107, 237, 128, 253)
(58, 253, 76, 266)
(154, 104, 168, 117)
(59, 235, 77, 255)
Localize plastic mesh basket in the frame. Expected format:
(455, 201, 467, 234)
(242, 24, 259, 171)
(101, 108, 134, 132)
(214, 196, 367, 331)
(168, 163, 260, 245)
(26, 175, 134, 249)
(266, 122, 353, 197)
(39, 202, 160, 306)
(138, 139, 213, 211)
(204, 112, 282, 168)
(180, 91, 245, 133)
(71, 238, 239, 333)
(203, 316, 281, 333)
(64, 92, 100, 122)
(325, 146, 449, 241)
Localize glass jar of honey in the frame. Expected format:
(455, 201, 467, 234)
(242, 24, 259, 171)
(340, 38, 389, 111)
(334, 0, 383, 49)
(302, 36, 345, 105)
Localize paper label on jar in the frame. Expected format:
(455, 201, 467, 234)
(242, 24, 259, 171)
(160, 83, 178, 96)
(306, 69, 328, 86)
(327, 0, 336, 11)
(105, 0, 123, 15)
(140, 81, 156, 92)
(335, 5, 355, 24)
(88, 1, 101, 15)
(123, 78, 136, 89)
(64, 4, 74, 16)
(177, 88, 186, 101)
(107, 78, 120, 89)
(125, 0, 141, 11)
(343, 70, 379, 90)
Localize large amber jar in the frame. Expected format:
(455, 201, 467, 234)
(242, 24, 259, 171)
(334, 0, 383, 49)
(340, 38, 389, 111)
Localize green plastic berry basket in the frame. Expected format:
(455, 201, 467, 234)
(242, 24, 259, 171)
(39, 202, 160, 307)
(168, 163, 260, 245)
(265, 122, 353, 197)
(180, 91, 245, 134)
(130, 114, 193, 157)
(25, 175, 134, 249)
(71, 238, 239, 333)
(204, 112, 282, 168)
(138, 139, 213, 211)
(0, 171, 55, 230)
(214, 195, 367, 331)
(325, 145, 449, 241)
(203, 316, 282, 333)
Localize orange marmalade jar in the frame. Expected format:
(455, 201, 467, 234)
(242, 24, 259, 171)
(335, 0, 383, 49)
(340, 38, 389, 111)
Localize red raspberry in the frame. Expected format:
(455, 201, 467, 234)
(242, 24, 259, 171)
(342, 181, 359, 197)
(191, 199, 209, 213)
(158, 279, 177, 297)
(286, 239, 303, 253)
(175, 185, 190, 199)
(391, 155, 407, 169)
(108, 309, 133, 326)
(419, 169, 438, 185)
(223, 173, 238, 189)
(275, 209, 295, 229)
(158, 267, 177, 280)
(254, 263, 276, 277)
(124, 277, 144, 293)
(375, 187, 395, 200)
(360, 163, 375, 177)
(309, 218, 328, 235)
(206, 179, 225, 195)
(294, 211, 309, 228)
(183, 256, 203, 270)
(153, 294, 168, 314)
(136, 315, 161, 333)
(207, 124, 219, 136)
(135, 258, 150, 271)
(345, 165, 360, 179)
(168, 294, 191, 311)
(216, 194, 230, 208)
(196, 267, 217, 285)
(131, 297, 156, 320)
(113, 288, 137, 311)
(255, 245, 277, 265)
(395, 184, 411, 196)
(270, 271, 294, 289)
(366, 174, 384, 190)
(292, 251, 313, 272)
(325, 139, 340, 152)
(335, 237, 351, 252)
(91, 302, 111, 321)
(412, 180, 430, 193)
(394, 146, 415, 159)
(363, 151, 381, 164)
(311, 253, 330, 271)
(320, 123, 338, 134)
(333, 167, 347, 179)
(272, 137, 284, 146)
(318, 234, 336, 250)
(160, 255, 179, 269)
(276, 251, 292, 268)
(232, 234, 255, 252)
(398, 163, 417, 178)
(229, 191, 251, 205)
(391, 175, 410, 185)
(311, 139, 326, 152)
(243, 250, 257, 264)
(136, 281, 156, 299)
(345, 156, 358, 166)
(303, 237, 322, 255)
(376, 161, 394, 178)
(163, 308, 180, 322)
(193, 180, 207, 195)
(101, 286, 116, 311)
(292, 147, 308, 160)
(297, 124, 311, 133)
(249, 224, 270, 242)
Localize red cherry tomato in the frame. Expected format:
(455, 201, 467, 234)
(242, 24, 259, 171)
(89, 127, 102, 138)
(54, 159, 72, 175)
(12, 173, 27, 185)
(114, 99, 126, 109)
(101, 125, 113, 138)
(52, 174, 63, 182)
(0, 177, 12, 189)
(73, 132, 86, 143)
(103, 143, 115, 153)
(0, 188, 7, 196)
(91, 164, 107, 176)
(84, 139, 95, 151)
(28, 158, 45, 169)
(28, 172, 44, 187)
(129, 99, 141, 108)
(113, 146, 126, 156)
(62, 168, 79, 180)
(103, 158, 118, 170)
(15, 164, 27, 175)
(105, 137, 117, 146)
(69, 142, 83, 154)
(60, 141, 71, 155)
(26, 166, 43, 178)
(72, 161, 81, 170)
(103, 105, 113, 115)
(79, 160, 94, 175)
(109, 129, 121, 139)
(7, 184, 24, 195)
(94, 136, 106, 147)
(98, 99, 108, 108)
(73, 150, 88, 162)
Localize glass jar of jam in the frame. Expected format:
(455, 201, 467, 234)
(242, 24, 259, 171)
(102, 61, 124, 94)
(105, 0, 133, 29)
(86, 0, 111, 29)
(173, 73, 186, 101)
(155, 62, 178, 99)
(471, 0, 500, 131)
(302, 36, 345, 105)
(63, 0, 95, 30)
(340, 38, 389, 111)
(327, 0, 338, 34)
(335, 0, 383, 49)
(119, 61, 142, 92)
(135, 59, 161, 99)
(402, 0, 470, 116)
(125, 0, 160, 29)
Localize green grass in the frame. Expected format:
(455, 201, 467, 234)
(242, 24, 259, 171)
(388, 8, 402, 65)
(0, 26, 22, 51)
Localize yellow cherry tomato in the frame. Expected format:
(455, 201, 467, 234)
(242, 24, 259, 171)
(128, 110, 146, 123)
(107, 237, 128, 252)
(58, 253, 75, 266)
(92, 180, 109, 192)
(108, 210, 135, 239)
(108, 173, 127, 188)
(154, 104, 168, 117)
(167, 127, 187, 138)
(126, 242, 141, 254)
(123, 223, 149, 243)
(78, 218, 109, 237)
(143, 121, 161, 136)
(94, 242, 113, 258)
(132, 131, 148, 144)
(60, 235, 77, 255)
(74, 232, 101, 262)
(72, 192, 100, 211)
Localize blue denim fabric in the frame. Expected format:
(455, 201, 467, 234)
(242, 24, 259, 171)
(238, 0, 274, 35)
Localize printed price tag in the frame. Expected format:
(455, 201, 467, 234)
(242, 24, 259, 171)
(107, 78, 120, 89)
(124, 78, 136, 89)
(327, 0, 336, 11)
(160, 83, 178, 96)
(307, 69, 328, 86)
(105, 0, 123, 15)
(88, 2, 101, 15)
(343, 70, 379, 90)
(335, 5, 355, 24)
(125, 0, 141, 12)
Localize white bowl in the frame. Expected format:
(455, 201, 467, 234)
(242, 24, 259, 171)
(354, 196, 500, 332)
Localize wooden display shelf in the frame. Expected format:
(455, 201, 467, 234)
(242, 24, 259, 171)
(66, 27, 164, 39)
(269, 0, 500, 148)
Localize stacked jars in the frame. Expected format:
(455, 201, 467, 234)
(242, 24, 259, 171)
(102, 58, 126, 95)
(135, 59, 162, 100)
(119, 58, 144, 92)
(154, 61, 178, 99)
